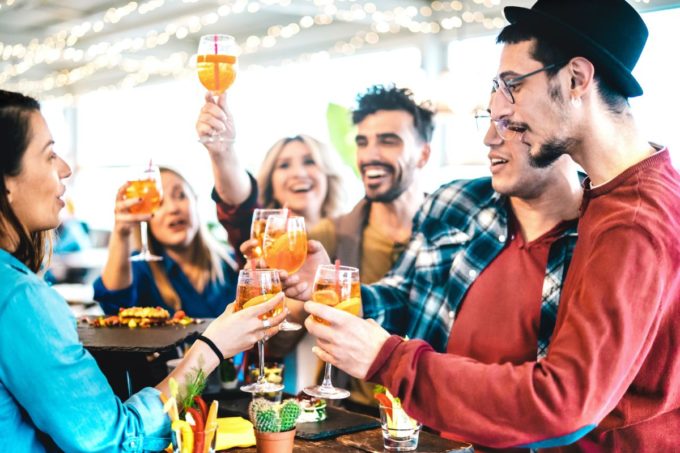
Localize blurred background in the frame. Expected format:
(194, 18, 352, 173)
(2, 0, 679, 232)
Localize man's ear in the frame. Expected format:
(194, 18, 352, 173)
(417, 143, 431, 168)
(567, 56, 596, 99)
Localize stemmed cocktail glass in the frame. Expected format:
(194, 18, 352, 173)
(196, 34, 238, 143)
(124, 162, 163, 262)
(236, 268, 285, 394)
(261, 214, 307, 331)
(304, 264, 361, 399)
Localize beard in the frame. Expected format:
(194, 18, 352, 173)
(363, 161, 416, 203)
(529, 137, 579, 168)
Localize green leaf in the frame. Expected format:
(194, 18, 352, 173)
(326, 103, 359, 178)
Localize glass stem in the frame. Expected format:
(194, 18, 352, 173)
(140, 221, 150, 254)
(320, 362, 334, 389)
(257, 340, 266, 385)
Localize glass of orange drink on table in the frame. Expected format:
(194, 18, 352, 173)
(124, 162, 163, 262)
(304, 264, 361, 399)
(262, 214, 307, 331)
(196, 34, 238, 143)
(235, 268, 285, 394)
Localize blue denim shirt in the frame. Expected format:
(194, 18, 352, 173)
(0, 249, 170, 452)
(93, 251, 238, 318)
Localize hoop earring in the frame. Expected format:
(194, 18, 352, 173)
(571, 97, 582, 108)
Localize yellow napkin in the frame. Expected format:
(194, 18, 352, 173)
(215, 417, 256, 451)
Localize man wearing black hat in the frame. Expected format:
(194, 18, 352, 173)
(298, 0, 680, 451)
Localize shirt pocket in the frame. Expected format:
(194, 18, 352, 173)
(414, 229, 470, 287)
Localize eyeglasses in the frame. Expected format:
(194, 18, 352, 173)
(492, 62, 565, 104)
(475, 112, 527, 142)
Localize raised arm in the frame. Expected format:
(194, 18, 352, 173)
(100, 183, 150, 290)
(196, 91, 251, 205)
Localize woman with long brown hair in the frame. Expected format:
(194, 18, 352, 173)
(0, 89, 285, 451)
(94, 167, 238, 317)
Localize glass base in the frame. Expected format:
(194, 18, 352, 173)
(303, 384, 350, 400)
(241, 381, 284, 394)
(381, 429, 420, 451)
(130, 251, 163, 262)
(279, 320, 302, 331)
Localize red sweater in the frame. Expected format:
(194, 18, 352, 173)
(367, 150, 680, 451)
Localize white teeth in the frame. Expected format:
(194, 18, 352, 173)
(365, 169, 387, 178)
(290, 183, 311, 193)
(491, 158, 508, 165)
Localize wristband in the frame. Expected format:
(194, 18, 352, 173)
(196, 334, 224, 363)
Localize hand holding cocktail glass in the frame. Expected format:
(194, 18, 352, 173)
(119, 162, 163, 261)
(303, 278, 391, 385)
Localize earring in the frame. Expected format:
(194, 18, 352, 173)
(571, 97, 582, 108)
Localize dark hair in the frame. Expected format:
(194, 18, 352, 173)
(352, 85, 436, 143)
(497, 25, 629, 114)
(0, 90, 50, 272)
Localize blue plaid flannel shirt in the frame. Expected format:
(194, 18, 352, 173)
(362, 177, 577, 359)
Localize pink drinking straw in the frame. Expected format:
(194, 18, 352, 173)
(213, 35, 220, 94)
(334, 259, 341, 299)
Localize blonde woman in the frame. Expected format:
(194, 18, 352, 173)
(196, 93, 345, 263)
(94, 167, 238, 318)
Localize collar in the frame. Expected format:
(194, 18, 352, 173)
(0, 248, 31, 275)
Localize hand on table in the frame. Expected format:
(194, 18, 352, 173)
(303, 301, 391, 380)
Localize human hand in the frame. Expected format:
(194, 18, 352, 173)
(112, 183, 151, 238)
(303, 301, 390, 379)
(202, 292, 287, 360)
(239, 238, 266, 267)
(196, 91, 236, 155)
(282, 240, 330, 300)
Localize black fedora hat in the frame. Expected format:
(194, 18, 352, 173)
(504, 0, 648, 97)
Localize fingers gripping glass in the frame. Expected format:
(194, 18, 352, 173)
(491, 62, 564, 104)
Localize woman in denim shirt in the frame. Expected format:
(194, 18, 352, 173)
(0, 90, 285, 452)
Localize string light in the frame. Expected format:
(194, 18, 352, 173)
(9, 0, 653, 97)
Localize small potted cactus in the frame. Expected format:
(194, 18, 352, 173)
(248, 398, 301, 453)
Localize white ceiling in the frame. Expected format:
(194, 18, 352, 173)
(1, 0, 678, 98)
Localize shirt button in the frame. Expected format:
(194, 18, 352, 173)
(449, 311, 455, 319)
(469, 269, 477, 278)
(498, 235, 506, 242)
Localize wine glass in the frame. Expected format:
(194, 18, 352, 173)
(196, 34, 239, 143)
(304, 264, 361, 399)
(124, 162, 163, 262)
(262, 215, 307, 331)
(236, 269, 285, 394)
(249, 208, 287, 260)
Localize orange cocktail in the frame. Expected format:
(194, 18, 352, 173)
(249, 209, 287, 259)
(234, 281, 284, 320)
(312, 279, 361, 325)
(124, 179, 161, 215)
(262, 216, 307, 274)
(197, 54, 237, 94)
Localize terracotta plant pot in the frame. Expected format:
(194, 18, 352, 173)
(254, 429, 296, 453)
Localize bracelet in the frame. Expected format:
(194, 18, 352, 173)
(196, 334, 224, 363)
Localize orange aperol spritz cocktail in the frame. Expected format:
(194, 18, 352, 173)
(235, 268, 285, 394)
(262, 215, 307, 274)
(304, 265, 361, 399)
(124, 163, 163, 262)
(249, 208, 287, 260)
(196, 34, 238, 143)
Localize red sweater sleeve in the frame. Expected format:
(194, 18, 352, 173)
(212, 173, 261, 268)
(367, 226, 668, 449)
